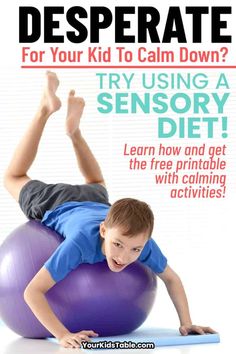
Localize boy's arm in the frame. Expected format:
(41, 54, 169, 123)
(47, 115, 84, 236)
(24, 267, 98, 348)
(158, 265, 216, 335)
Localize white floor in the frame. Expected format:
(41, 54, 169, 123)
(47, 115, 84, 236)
(0, 321, 233, 354)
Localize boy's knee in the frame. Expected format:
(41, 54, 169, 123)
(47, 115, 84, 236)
(3, 171, 12, 190)
(3, 172, 30, 202)
(3, 171, 17, 188)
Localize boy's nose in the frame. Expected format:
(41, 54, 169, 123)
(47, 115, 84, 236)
(117, 251, 130, 264)
(117, 256, 126, 264)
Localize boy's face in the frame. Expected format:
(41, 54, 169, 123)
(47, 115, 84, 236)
(100, 222, 149, 272)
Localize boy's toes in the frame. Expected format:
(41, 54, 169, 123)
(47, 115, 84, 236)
(69, 90, 75, 97)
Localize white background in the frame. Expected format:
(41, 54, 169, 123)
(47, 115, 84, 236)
(0, 1, 236, 353)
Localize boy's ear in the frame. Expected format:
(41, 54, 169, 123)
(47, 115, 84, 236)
(100, 222, 107, 239)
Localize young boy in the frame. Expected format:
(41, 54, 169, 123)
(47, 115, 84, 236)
(4, 72, 215, 349)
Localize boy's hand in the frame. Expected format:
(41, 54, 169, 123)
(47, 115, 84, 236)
(179, 325, 217, 336)
(59, 330, 99, 348)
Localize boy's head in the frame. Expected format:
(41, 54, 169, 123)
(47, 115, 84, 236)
(100, 198, 154, 272)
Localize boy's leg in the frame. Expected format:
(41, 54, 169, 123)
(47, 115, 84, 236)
(66, 91, 106, 187)
(4, 72, 61, 202)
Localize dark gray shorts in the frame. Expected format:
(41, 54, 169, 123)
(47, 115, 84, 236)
(19, 179, 110, 220)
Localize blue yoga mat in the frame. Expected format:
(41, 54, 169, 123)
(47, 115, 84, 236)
(81, 328, 220, 350)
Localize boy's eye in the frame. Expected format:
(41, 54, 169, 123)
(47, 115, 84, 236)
(133, 248, 141, 253)
(114, 242, 122, 248)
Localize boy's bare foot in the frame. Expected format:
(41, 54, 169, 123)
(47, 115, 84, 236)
(39, 71, 61, 117)
(66, 90, 85, 137)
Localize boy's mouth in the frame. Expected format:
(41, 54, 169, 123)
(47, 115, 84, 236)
(112, 258, 125, 269)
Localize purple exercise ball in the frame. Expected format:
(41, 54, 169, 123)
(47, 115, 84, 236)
(0, 221, 157, 338)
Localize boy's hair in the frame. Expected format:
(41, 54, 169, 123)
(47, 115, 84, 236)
(104, 198, 154, 238)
